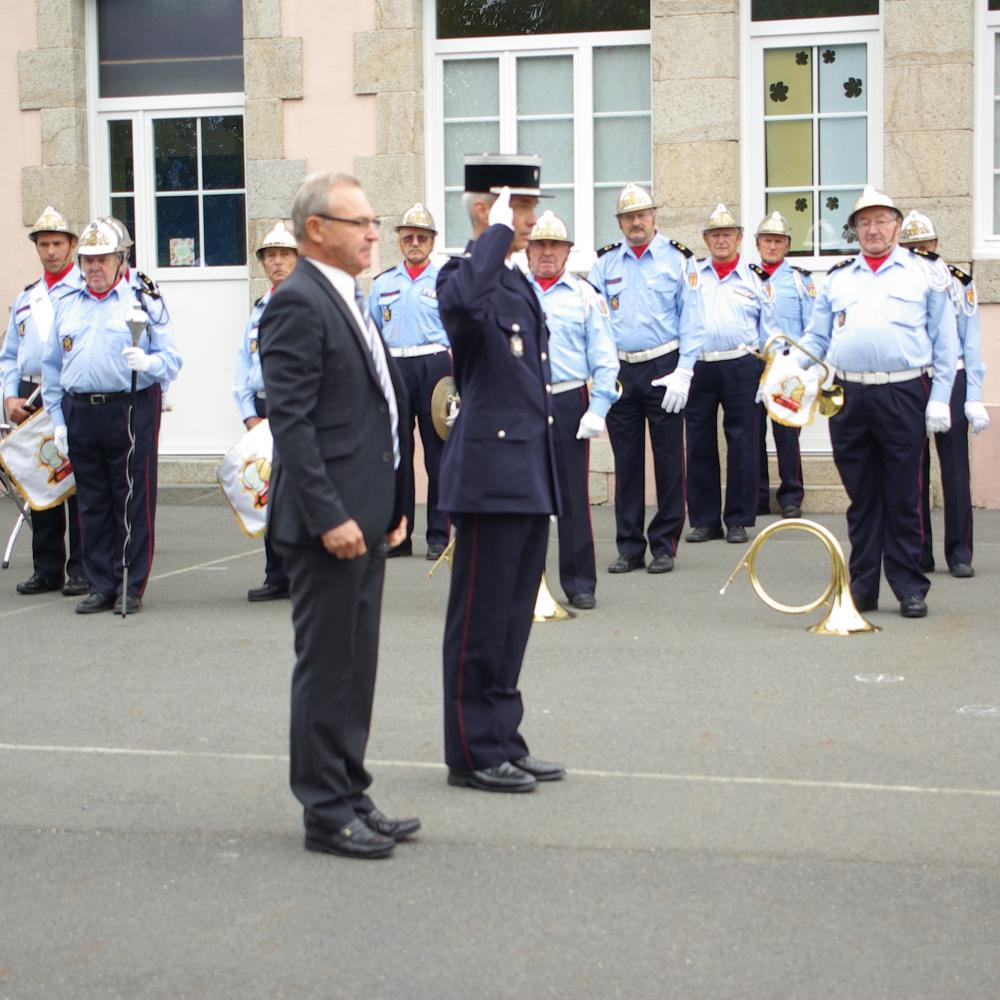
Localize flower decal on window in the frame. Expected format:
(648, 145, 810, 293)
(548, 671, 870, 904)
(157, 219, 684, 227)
(795, 51, 809, 66)
(795, 198, 808, 213)
(769, 81, 789, 103)
(823, 50, 836, 64)
(841, 223, 858, 244)
(843, 78, 863, 99)
(826, 197, 839, 210)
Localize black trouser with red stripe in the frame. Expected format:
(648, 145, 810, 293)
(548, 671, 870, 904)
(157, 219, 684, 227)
(254, 396, 288, 589)
(757, 407, 804, 512)
(64, 385, 161, 600)
(442, 512, 548, 770)
(18, 378, 83, 582)
(919, 368, 973, 571)
(552, 386, 596, 599)
(830, 376, 930, 603)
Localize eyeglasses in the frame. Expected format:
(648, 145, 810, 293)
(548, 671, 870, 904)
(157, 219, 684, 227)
(854, 217, 898, 232)
(314, 213, 381, 231)
(400, 234, 432, 245)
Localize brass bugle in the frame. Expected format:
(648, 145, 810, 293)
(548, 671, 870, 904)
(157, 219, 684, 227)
(759, 333, 844, 419)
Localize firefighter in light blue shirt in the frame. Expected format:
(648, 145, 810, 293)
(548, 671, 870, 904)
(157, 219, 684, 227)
(526, 210, 619, 609)
(587, 183, 704, 575)
(1, 206, 87, 597)
(898, 209, 989, 579)
(233, 222, 297, 601)
(754, 211, 814, 519)
(367, 203, 451, 560)
(686, 204, 784, 545)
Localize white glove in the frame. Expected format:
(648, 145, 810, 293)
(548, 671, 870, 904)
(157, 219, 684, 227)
(925, 400, 951, 436)
(488, 186, 514, 230)
(651, 368, 693, 414)
(122, 346, 152, 373)
(445, 398, 460, 428)
(576, 411, 605, 439)
(965, 400, 990, 435)
(54, 425, 69, 456)
(755, 382, 767, 405)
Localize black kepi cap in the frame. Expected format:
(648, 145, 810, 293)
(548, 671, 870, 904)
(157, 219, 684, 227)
(463, 154, 546, 196)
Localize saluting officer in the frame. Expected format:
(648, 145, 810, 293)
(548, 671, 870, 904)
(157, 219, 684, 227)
(233, 222, 297, 601)
(526, 210, 619, 610)
(367, 203, 451, 560)
(437, 155, 564, 793)
(686, 204, 783, 545)
(754, 211, 814, 519)
(41, 219, 183, 614)
(797, 187, 957, 618)
(1, 206, 87, 596)
(898, 210, 989, 579)
(587, 183, 703, 575)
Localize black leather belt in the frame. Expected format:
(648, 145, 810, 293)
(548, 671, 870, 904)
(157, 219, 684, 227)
(70, 391, 130, 405)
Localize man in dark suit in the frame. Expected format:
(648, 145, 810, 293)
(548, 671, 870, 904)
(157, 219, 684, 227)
(259, 172, 419, 858)
(437, 155, 564, 793)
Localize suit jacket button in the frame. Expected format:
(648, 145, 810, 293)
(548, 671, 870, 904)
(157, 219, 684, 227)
(512, 323, 520, 333)
(497, 429, 506, 439)
(382, 451, 391, 462)
(547, 415, 554, 425)
(545, 384, 552, 393)
(379, 403, 388, 414)
(540, 352, 547, 361)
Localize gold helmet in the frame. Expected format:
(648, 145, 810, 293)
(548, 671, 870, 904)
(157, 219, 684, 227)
(99, 216, 134, 253)
(615, 183, 657, 216)
(256, 222, 298, 259)
(76, 220, 122, 257)
(847, 185, 902, 230)
(395, 202, 437, 235)
(29, 205, 76, 242)
(756, 211, 791, 239)
(898, 210, 937, 245)
(703, 203, 741, 233)
(529, 210, 573, 244)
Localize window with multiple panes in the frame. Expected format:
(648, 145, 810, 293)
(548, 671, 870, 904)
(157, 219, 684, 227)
(427, 0, 651, 259)
(975, 0, 1000, 251)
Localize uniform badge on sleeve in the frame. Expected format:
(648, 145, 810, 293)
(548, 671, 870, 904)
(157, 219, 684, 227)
(688, 271, 698, 289)
(18, 322, 25, 338)
(249, 337, 258, 354)
(62, 335, 74, 353)
(610, 295, 620, 311)
(382, 306, 392, 323)
(806, 281, 816, 297)
(967, 287, 976, 308)
(836, 311, 846, 328)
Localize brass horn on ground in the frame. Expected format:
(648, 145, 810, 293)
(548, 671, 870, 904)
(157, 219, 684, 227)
(720, 519, 878, 636)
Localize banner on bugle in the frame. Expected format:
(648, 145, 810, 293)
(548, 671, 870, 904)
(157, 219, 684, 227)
(758, 347, 822, 429)
(0, 408, 76, 511)
(217, 419, 273, 538)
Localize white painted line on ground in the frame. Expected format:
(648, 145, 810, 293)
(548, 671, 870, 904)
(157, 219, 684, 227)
(2, 742, 1000, 799)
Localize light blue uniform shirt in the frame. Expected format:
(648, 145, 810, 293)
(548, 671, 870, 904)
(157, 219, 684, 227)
(233, 288, 271, 422)
(768, 259, 815, 340)
(2, 265, 85, 399)
(367, 261, 449, 349)
(948, 267, 986, 403)
(695, 256, 784, 353)
(797, 247, 957, 405)
(529, 270, 620, 420)
(42, 277, 183, 429)
(587, 231, 704, 370)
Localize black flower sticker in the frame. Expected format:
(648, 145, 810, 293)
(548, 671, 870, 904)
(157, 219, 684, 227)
(795, 51, 809, 66)
(826, 197, 839, 210)
(841, 223, 858, 244)
(823, 50, 836, 64)
(769, 81, 789, 103)
(795, 198, 808, 212)
(844, 77, 863, 99)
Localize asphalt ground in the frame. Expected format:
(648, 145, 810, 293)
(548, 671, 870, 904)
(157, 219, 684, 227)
(2, 486, 999, 1000)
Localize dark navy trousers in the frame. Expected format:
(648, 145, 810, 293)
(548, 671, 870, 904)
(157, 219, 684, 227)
(253, 396, 288, 589)
(442, 512, 548, 770)
(606, 352, 684, 560)
(757, 408, 804, 512)
(552, 386, 596, 599)
(830, 376, 930, 603)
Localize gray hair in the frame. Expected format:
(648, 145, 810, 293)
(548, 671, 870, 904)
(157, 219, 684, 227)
(462, 190, 497, 225)
(291, 172, 361, 242)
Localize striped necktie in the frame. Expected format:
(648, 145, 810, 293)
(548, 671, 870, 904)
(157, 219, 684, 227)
(354, 282, 400, 468)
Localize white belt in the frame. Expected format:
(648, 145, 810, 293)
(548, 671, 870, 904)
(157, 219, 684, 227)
(700, 347, 750, 362)
(21, 373, 42, 385)
(618, 340, 679, 364)
(256, 390, 267, 399)
(551, 379, 586, 394)
(388, 344, 448, 358)
(835, 367, 926, 386)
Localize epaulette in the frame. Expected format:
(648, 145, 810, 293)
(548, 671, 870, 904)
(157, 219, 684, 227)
(580, 276, 601, 293)
(790, 265, 812, 276)
(669, 239, 692, 259)
(748, 263, 770, 280)
(136, 270, 161, 299)
(23, 278, 40, 292)
(828, 257, 855, 273)
(372, 266, 394, 280)
(597, 241, 621, 258)
(253, 295, 265, 308)
(908, 247, 939, 261)
(948, 263, 972, 285)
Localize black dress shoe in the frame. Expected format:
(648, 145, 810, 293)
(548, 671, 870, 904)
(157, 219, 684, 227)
(426, 543, 446, 560)
(360, 807, 421, 841)
(853, 595, 878, 613)
(447, 761, 537, 792)
(247, 582, 289, 602)
(305, 817, 396, 859)
(62, 576, 90, 597)
(386, 544, 412, 559)
(511, 754, 565, 781)
(16, 573, 63, 595)
(757, 503, 771, 516)
(781, 505, 802, 519)
(647, 553, 674, 574)
(726, 525, 748, 544)
(607, 554, 645, 573)
(899, 594, 928, 618)
(113, 593, 142, 615)
(75, 592, 115, 614)
(950, 563, 975, 579)
(686, 525, 724, 543)
(918, 560, 935, 573)
(569, 593, 596, 610)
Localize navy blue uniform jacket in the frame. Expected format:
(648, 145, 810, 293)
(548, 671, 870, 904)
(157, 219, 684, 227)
(436, 224, 561, 516)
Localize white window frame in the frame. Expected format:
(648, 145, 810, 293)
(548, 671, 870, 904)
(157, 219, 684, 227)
(974, 2, 1000, 257)
(741, 9, 882, 276)
(423, 0, 651, 271)
(85, 0, 248, 284)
